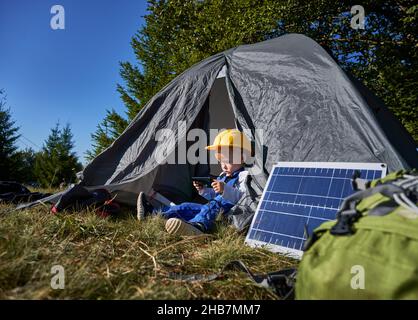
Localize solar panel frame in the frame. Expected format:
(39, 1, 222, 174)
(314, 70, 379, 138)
(245, 162, 387, 259)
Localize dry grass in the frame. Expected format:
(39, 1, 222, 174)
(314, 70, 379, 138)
(0, 203, 297, 299)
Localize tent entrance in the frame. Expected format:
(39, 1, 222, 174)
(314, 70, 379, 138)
(151, 74, 237, 203)
(208, 77, 236, 132)
(206, 76, 236, 175)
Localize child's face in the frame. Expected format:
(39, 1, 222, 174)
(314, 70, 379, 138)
(220, 161, 243, 176)
(216, 147, 244, 176)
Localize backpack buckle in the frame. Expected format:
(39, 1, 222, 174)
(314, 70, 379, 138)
(330, 201, 360, 236)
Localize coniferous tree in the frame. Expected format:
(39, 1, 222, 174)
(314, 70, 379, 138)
(35, 123, 82, 188)
(13, 148, 37, 184)
(85, 109, 128, 161)
(0, 89, 21, 181)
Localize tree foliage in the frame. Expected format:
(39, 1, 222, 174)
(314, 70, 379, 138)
(35, 123, 82, 188)
(0, 89, 21, 181)
(85, 109, 128, 161)
(88, 0, 417, 159)
(13, 148, 37, 183)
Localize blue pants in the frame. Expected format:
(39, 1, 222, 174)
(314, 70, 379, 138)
(160, 196, 234, 232)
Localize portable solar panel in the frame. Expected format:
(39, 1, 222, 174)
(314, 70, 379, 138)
(245, 162, 387, 258)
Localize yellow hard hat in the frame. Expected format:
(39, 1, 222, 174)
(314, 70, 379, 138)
(205, 129, 252, 154)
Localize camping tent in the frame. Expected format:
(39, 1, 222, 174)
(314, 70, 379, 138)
(77, 33, 416, 221)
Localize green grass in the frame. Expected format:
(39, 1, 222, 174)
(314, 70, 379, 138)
(0, 203, 297, 299)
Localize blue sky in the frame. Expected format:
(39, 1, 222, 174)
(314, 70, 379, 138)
(0, 0, 148, 163)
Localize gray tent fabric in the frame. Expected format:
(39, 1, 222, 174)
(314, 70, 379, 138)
(38, 33, 417, 230)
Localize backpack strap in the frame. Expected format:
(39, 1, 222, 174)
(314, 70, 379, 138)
(330, 173, 418, 236)
(167, 260, 296, 300)
(222, 260, 296, 300)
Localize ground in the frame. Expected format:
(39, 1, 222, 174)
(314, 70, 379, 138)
(0, 203, 296, 299)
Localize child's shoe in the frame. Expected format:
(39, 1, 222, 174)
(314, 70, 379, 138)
(136, 192, 155, 221)
(165, 218, 204, 236)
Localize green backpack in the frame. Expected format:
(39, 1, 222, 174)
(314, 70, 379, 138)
(296, 170, 418, 300)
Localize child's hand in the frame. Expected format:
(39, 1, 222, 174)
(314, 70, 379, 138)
(211, 181, 225, 194)
(193, 181, 204, 192)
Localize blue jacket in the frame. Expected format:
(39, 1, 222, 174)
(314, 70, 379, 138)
(199, 167, 248, 204)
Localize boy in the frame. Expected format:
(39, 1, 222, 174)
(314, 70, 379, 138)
(136, 129, 251, 236)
